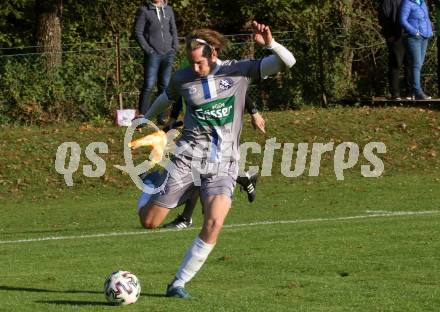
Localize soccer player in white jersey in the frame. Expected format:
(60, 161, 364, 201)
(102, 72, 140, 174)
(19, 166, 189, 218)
(139, 21, 295, 299)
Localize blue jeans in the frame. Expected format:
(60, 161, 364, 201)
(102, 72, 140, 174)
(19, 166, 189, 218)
(405, 36, 429, 94)
(138, 51, 174, 119)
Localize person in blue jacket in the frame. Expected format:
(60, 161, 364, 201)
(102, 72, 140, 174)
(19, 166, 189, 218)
(400, 0, 433, 100)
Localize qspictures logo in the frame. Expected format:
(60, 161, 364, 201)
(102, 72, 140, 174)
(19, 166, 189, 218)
(54, 118, 386, 193)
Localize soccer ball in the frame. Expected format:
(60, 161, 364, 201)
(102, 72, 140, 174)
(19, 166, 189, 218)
(104, 270, 141, 305)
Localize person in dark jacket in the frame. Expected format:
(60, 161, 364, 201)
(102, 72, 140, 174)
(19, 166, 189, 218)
(135, 0, 179, 123)
(378, 0, 410, 100)
(400, 0, 433, 100)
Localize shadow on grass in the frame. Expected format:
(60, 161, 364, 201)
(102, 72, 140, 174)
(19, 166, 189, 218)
(0, 285, 167, 299)
(37, 294, 166, 306)
(0, 285, 101, 294)
(36, 300, 108, 306)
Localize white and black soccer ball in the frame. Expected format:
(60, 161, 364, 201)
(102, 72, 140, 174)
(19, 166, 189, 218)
(104, 270, 141, 305)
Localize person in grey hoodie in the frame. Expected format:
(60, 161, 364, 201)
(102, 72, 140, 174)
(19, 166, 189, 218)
(135, 0, 179, 124)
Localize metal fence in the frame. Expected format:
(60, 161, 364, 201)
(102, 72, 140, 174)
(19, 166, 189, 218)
(368, 37, 439, 99)
(117, 33, 298, 112)
(0, 32, 438, 122)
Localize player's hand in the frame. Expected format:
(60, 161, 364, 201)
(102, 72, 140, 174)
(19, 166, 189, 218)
(250, 112, 265, 133)
(165, 117, 177, 131)
(252, 21, 273, 47)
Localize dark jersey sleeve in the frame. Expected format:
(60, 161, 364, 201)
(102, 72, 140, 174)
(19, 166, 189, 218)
(165, 74, 180, 102)
(237, 59, 262, 81)
(170, 96, 184, 119)
(245, 94, 258, 115)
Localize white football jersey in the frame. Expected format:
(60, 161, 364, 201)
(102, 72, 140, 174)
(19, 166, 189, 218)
(166, 59, 261, 162)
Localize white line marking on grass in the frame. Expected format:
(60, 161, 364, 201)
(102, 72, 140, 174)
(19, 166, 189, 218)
(366, 210, 393, 214)
(0, 210, 438, 245)
(365, 210, 424, 214)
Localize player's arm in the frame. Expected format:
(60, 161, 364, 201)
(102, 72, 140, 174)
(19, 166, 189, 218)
(251, 21, 296, 78)
(144, 92, 173, 121)
(245, 94, 257, 115)
(143, 73, 179, 121)
(245, 95, 265, 133)
(162, 95, 183, 133)
(171, 96, 184, 120)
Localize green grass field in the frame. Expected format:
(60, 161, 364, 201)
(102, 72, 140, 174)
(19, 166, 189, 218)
(1, 107, 439, 311)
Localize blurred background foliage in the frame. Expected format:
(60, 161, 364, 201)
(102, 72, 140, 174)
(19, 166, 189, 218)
(0, 0, 437, 123)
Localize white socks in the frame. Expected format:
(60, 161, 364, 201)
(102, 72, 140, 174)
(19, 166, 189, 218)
(171, 236, 215, 288)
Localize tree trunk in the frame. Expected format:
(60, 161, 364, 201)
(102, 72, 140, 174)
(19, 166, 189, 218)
(340, 0, 354, 83)
(36, 0, 62, 71)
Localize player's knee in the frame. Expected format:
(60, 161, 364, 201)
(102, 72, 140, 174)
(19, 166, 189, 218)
(205, 218, 224, 233)
(140, 217, 160, 229)
(141, 221, 159, 229)
(200, 218, 224, 244)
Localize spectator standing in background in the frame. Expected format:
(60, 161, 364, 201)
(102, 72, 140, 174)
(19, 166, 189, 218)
(134, 0, 179, 124)
(378, 0, 410, 100)
(400, 0, 433, 100)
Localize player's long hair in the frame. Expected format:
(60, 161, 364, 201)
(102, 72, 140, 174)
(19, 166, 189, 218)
(185, 29, 229, 57)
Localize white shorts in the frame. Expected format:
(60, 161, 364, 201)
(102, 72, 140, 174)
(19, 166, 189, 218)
(150, 155, 238, 209)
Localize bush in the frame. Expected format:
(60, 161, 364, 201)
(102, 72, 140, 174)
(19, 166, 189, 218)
(0, 44, 117, 123)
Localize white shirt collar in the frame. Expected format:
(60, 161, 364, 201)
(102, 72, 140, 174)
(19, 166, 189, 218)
(211, 59, 222, 76)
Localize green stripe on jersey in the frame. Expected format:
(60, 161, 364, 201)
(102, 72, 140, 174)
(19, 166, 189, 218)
(192, 96, 235, 126)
